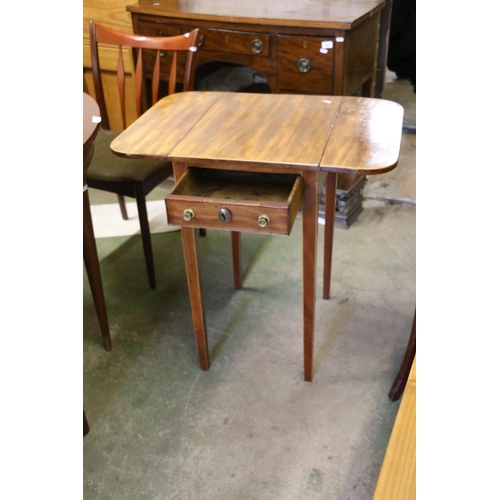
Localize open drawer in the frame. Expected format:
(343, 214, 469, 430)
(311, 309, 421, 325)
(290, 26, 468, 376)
(165, 168, 303, 235)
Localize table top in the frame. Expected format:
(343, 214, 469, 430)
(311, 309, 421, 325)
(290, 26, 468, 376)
(84, 93, 100, 149)
(83, 93, 101, 172)
(127, 0, 386, 29)
(111, 91, 403, 175)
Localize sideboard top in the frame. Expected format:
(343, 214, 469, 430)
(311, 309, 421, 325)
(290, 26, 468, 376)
(127, 0, 386, 30)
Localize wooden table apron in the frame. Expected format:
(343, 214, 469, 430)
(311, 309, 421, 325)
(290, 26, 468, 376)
(111, 91, 403, 381)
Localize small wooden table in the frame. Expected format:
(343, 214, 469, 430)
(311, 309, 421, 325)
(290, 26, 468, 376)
(111, 91, 403, 380)
(83, 93, 111, 351)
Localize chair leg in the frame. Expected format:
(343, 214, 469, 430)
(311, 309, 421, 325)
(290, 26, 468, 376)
(84, 186, 112, 351)
(84, 410, 90, 436)
(389, 310, 416, 401)
(117, 194, 128, 220)
(135, 185, 156, 290)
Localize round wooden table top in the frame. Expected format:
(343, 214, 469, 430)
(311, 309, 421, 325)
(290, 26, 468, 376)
(83, 93, 101, 173)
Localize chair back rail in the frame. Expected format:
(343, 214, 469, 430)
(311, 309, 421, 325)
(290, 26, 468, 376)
(89, 20, 200, 130)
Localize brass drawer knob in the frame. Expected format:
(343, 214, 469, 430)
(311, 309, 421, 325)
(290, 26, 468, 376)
(183, 208, 195, 221)
(258, 214, 270, 227)
(251, 39, 263, 54)
(218, 208, 232, 223)
(297, 58, 311, 73)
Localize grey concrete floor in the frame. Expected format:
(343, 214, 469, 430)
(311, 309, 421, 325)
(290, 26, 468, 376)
(84, 74, 416, 499)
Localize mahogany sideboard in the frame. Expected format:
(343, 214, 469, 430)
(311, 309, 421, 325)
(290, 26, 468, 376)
(126, 0, 387, 98)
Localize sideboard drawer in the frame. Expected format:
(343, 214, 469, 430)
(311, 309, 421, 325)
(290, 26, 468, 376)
(137, 20, 184, 38)
(136, 21, 186, 81)
(277, 35, 335, 93)
(166, 168, 303, 235)
(189, 28, 270, 57)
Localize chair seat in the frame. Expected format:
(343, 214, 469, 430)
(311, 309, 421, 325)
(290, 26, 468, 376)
(86, 129, 172, 183)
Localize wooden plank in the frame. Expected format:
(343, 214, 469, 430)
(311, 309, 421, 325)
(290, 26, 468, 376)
(83, 0, 134, 39)
(83, 42, 135, 73)
(372, 358, 416, 500)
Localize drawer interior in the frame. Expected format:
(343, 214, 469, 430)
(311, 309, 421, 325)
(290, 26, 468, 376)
(171, 168, 300, 203)
(167, 167, 303, 235)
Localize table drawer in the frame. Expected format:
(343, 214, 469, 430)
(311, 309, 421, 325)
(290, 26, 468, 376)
(166, 168, 303, 235)
(186, 28, 270, 57)
(277, 35, 334, 93)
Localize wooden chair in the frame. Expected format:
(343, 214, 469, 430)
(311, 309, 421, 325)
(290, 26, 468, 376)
(85, 21, 200, 289)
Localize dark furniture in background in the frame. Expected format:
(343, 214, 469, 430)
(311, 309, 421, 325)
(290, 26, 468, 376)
(387, 0, 415, 91)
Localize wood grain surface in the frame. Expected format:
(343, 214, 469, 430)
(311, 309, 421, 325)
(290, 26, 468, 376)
(128, 0, 386, 29)
(111, 92, 403, 175)
(321, 97, 404, 174)
(111, 92, 223, 159)
(372, 358, 416, 500)
(166, 93, 343, 168)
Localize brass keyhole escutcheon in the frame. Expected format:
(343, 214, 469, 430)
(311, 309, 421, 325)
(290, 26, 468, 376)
(251, 39, 263, 54)
(224, 35, 229, 43)
(303, 41, 308, 48)
(218, 208, 232, 223)
(198, 34, 205, 47)
(297, 58, 311, 73)
(258, 214, 270, 227)
(183, 208, 195, 221)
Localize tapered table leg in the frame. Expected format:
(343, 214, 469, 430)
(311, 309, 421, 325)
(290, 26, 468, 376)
(83, 185, 111, 351)
(231, 231, 242, 290)
(302, 170, 318, 382)
(180, 226, 209, 370)
(323, 172, 338, 300)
